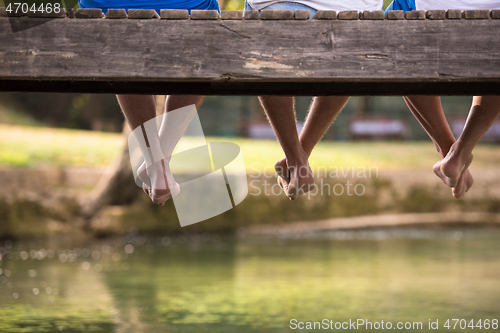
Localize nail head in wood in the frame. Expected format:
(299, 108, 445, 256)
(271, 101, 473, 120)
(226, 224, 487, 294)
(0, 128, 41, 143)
(385, 10, 404, 20)
(244, 10, 259, 20)
(463, 10, 490, 19)
(75, 8, 103, 19)
(446, 9, 461, 19)
(106, 9, 127, 19)
(312, 10, 337, 20)
(492, 10, 500, 19)
(405, 10, 425, 20)
(260, 10, 293, 20)
(191, 9, 219, 20)
(426, 10, 446, 20)
(221, 10, 243, 20)
(160, 9, 189, 19)
(294, 10, 310, 20)
(127, 9, 159, 19)
(338, 10, 358, 20)
(362, 11, 384, 20)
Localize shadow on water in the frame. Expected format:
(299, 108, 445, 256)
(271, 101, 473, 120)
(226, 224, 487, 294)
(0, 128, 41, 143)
(1, 228, 500, 332)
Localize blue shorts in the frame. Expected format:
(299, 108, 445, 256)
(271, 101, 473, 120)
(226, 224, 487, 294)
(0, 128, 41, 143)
(79, 0, 220, 14)
(384, 0, 416, 14)
(244, 1, 317, 19)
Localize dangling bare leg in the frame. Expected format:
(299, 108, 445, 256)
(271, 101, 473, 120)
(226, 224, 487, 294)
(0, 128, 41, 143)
(404, 96, 474, 199)
(273, 96, 350, 200)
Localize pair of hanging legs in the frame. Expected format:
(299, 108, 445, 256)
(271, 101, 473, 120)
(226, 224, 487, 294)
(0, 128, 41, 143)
(117, 95, 204, 205)
(433, 96, 500, 196)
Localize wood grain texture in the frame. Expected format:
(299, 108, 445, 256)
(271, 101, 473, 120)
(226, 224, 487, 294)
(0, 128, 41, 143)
(244, 10, 259, 20)
(385, 10, 404, 20)
(426, 10, 446, 20)
(446, 9, 461, 19)
(293, 10, 310, 20)
(463, 10, 490, 19)
(362, 11, 384, 20)
(312, 11, 337, 20)
(161, 9, 189, 19)
(1, 18, 500, 95)
(221, 10, 243, 20)
(127, 9, 159, 19)
(75, 8, 103, 19)
(105, 9, 127, 19)
(191, 10, 219, 20)
(405, 10, 425, 20)
(260, 10, 293, 20)
(338, 11, 359, 20)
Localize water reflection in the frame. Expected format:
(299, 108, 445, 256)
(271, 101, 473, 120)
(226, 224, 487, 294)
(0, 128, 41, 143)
(1, 229, 500, 332)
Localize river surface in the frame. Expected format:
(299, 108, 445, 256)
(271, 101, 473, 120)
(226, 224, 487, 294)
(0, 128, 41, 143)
(1, 228, 499, 332)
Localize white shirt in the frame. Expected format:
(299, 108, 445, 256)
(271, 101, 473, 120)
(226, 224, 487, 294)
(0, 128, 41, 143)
(416, 0, 500, 10)
(247, 0, 383, 12)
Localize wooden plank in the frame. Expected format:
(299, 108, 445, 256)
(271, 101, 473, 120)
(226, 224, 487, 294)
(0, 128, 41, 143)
(244, 10, 259, 20)
(312, 11, 337, 20)
(127, 9, 159, 19)
(191, 10, 219, 20)
(260, 10, 293, 20)
(221, 10, 243, 20)
(446, 10, 461, 19)
(293, 10, 310, 20)
(75, 8, 103, 19)
(405, 10, 425, 20)
(1, 19, 500, 95)
(338, 11, 358, 20)
(426, 10, 446, 20)
(362, 11, 384, 20)
(385, 10, 404, 20)
(463, 10, 490, 19)
(161, 9, 189, 20)
(105, 9, 127, 19)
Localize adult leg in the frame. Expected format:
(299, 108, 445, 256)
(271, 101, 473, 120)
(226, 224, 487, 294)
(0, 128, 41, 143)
(273, 96, 350, 199)
(404, 96, 474, 198)
(434, 96, 500, 193)
(258, 96, 315, 199)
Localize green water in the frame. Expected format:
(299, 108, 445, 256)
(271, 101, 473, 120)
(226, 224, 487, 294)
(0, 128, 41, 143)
(1, 228, 500, 333)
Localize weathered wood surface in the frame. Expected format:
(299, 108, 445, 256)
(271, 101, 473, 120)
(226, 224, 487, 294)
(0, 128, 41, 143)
(1, 10, 500, 95)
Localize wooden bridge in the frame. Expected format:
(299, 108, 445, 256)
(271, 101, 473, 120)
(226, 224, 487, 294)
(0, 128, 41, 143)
(1, 8, 500, 95)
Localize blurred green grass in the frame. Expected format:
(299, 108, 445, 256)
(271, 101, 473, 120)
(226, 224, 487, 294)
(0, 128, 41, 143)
(2, 124, 500, 172)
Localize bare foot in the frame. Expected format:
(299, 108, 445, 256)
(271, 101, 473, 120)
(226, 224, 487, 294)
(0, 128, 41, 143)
(433, 141, 473, 187)
(138, 160, 180, 205)
(274, 156, 315, 200)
